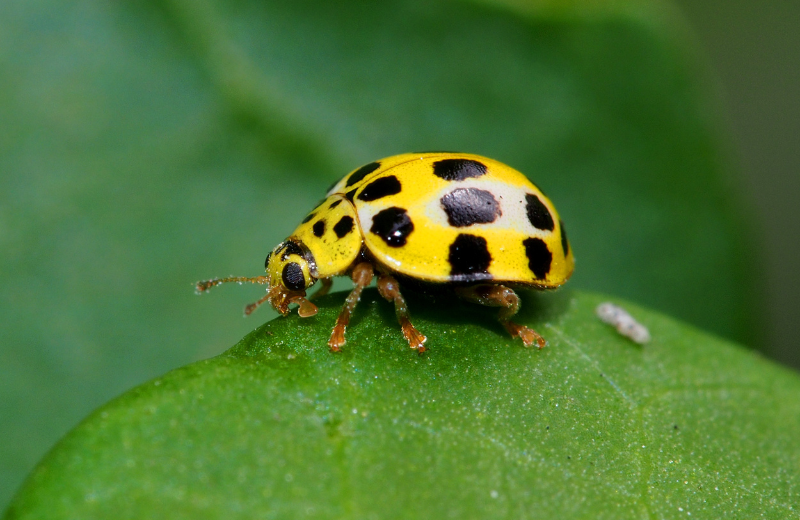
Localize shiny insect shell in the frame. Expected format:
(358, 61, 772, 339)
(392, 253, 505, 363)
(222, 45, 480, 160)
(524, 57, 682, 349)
(197, 152, 575, 352)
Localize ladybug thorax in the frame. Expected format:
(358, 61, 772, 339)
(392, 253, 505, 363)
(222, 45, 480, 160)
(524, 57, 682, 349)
(289, 195, 364, 279)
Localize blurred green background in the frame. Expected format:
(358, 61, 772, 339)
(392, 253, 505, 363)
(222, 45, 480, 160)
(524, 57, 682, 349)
(673, 0, 800, 369)
(0, 0, 797, 510)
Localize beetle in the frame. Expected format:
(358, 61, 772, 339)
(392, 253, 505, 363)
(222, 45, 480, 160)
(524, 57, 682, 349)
(197, 152, 574, 352)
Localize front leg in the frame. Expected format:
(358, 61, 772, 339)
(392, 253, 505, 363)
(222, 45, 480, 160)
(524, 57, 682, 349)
(376, 273, 427, 352)
(328, 263, 374, 352)
(455, 284, 546, 349)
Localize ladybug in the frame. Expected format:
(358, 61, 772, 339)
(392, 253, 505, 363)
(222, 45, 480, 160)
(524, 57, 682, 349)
(197, 153, 574, 353)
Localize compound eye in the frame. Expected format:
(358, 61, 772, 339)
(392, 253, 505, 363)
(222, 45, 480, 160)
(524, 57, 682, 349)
(281, 262, 305, 291)
(264, 252, 272, 270)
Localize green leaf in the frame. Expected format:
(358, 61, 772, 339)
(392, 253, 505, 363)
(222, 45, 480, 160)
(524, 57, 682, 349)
(0, 0, 762, 507)
(6, 290, 799, 519)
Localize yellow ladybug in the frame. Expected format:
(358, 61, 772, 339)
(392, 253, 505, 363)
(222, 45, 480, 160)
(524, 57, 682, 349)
(197, 153, 574, 353)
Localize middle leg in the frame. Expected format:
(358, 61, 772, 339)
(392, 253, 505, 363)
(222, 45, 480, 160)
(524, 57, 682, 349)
(376, 273, 427, 352)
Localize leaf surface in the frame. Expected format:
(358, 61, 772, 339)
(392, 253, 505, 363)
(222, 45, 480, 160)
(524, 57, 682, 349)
(6, 291, 799, 519)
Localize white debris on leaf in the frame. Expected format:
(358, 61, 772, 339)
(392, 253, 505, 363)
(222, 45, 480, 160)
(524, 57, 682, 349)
(596, 302, 651, 344)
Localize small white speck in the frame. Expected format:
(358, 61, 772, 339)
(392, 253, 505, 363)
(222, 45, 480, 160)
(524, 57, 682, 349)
(678, 507, 684, 512)
(490, 490, 499, 499)
(352, 408, 358, 414)
(596, 302, 650, 344)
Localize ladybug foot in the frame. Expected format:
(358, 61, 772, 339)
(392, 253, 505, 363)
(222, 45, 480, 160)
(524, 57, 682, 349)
(503, 321, 546, 349)
(328, 326, 346, 352)
(400, 321, 427, 353)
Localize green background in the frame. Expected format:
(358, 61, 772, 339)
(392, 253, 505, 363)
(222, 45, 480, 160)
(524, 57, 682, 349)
(0, 0, 797, 512)
(671, 0, 800, 370)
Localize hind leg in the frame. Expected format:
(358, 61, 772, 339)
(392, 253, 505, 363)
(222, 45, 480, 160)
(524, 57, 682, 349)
(376, 273, 427, 352)
(455, 285, 546, 349)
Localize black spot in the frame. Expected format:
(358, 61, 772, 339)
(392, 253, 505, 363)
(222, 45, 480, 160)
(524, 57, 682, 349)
(440, 188, 501, 227)
(370, 207, 414, 247)
(301, 212, 316, 224)
(432, 159, 487, 181)
(358, 175, 402, 201)
(345, 162, 381, 187)
(523, 237, 552, 279)
(329, 199, 342, 209)
(280, 241, 304, 260)
(559, 220, 569, 257)
(448, 234, 492, 278)
(312, 220, 325, 237)
(525, 194, 554, 231)
(333, 216, 354, 238)
(345, 188, 357, 202)
(264, 252, 272, 270)
(282, 262, 305, 291)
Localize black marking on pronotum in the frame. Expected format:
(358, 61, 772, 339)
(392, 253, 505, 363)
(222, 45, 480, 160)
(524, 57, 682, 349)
(358, 175, 401, 202)
(559, 220, 569, 257)
(281, 262, 305, 291)
(279, 241, 305, 260)
(523, 237, 552, 279)
(432, 159, 487, 181)
(301, 212, 316, 224)
(345, 162, 381, 188)
(370, 207, 414, 247)
(344, 188, 357, 202)
(525, 194, 555, 231)
(440, 188, 501, 227)
(329, 199, 342, 209)
(448, 234, 492, 278)
(312, 220, 325, 238)
(333, 216, 354, 238)
(264, 252, 272, 270)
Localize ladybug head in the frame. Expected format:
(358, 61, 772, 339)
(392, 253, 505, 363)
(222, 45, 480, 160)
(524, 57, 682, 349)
(262, 239, 319, 317)
(195, 239, 319, 318)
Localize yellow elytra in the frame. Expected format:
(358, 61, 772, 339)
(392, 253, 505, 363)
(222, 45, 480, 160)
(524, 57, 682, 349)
(197, 152, 574, 353)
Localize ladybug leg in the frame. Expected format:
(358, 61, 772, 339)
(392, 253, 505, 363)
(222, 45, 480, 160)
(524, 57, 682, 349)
(328, 263, 374, 352)
(376, 273, 427, 353)
(455, 285, 546, 349)
(310, 277, 333, 300)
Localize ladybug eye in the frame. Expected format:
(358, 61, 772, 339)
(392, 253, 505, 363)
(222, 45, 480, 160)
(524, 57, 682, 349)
(281, 262, 305, 291)
(264, 252, 272, 270)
